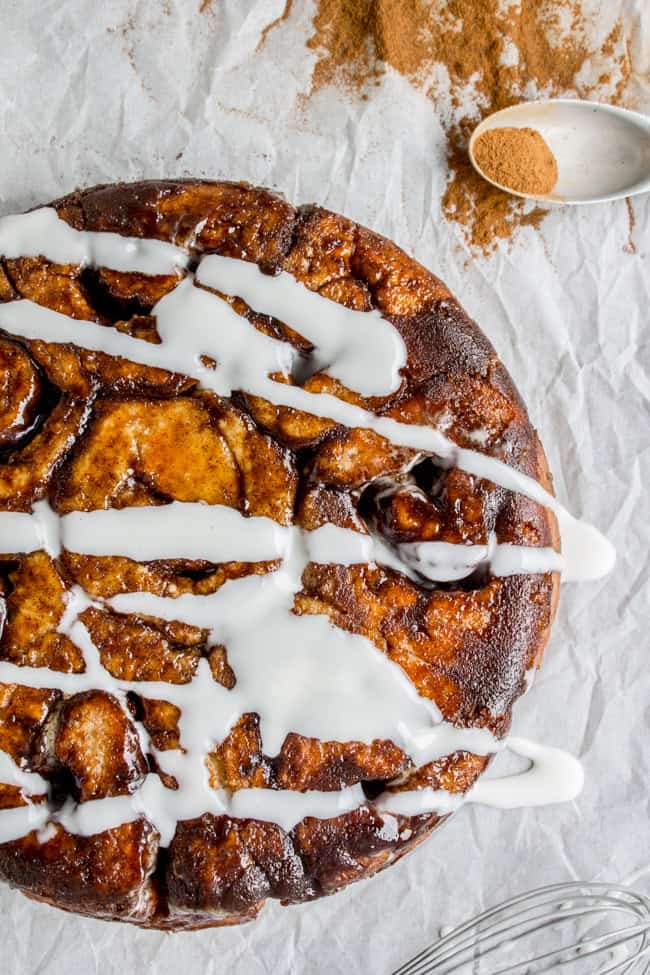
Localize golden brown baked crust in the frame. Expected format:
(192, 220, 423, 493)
(0, 180, 559, 928)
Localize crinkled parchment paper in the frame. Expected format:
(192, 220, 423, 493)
(0, 2, 649, 972)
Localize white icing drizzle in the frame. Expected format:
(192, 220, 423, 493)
(0, 211, 606, 846)
(0, 504, 503, 847)
(374, 737, 584, 817)
(374, 787, 464, 818)
(196, 254, 406, 397)
(0, 803, 52, 846)
(0, 734, 583, 844)
(489, 542, 565, 577)
(0, 510, 43, 555)
(0, 289, 614, 580)
(0, 503, 565, 847)
(109, 580, 443, 760)
(469, 737, 585, 808)
(396, 534, 564, 582)
(0, 500, 62, 558)
(0, 750, 47, 796)
(60, 502, 288, 564)
(228, 784, 368, 833)
(4, 500, 565, 583)
(0, 752, 50, 845)
(0, 208, 188, 276)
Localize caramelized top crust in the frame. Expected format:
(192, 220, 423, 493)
(0, 180, 559, 929)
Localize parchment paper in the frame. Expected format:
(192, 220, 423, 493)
(1, 2, 649, 972)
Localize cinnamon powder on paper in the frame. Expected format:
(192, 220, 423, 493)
(258, 0, 293, 49)
(472, 128, 558, 196)
(307, 0, 593, 98)
(624, 198, 637, 254)
(442, 144, 547, 252)
(265, 0, 632, 253)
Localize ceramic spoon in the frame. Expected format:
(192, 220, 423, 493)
(469, 98, 650, 204)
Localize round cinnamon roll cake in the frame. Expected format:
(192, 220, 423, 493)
(0, 181, 560, 929)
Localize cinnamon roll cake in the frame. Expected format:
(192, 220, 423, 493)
(0, 180, 576, 928)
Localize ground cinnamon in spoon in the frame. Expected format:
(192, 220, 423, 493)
(261, 0, 632, 253)
(473, 127, 558, 196)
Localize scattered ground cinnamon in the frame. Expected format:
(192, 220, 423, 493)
(441, 143, 547, 253)
(306, 0, 594, 101)
(258, 0, 293, 49)
(263, 0, 632, 254)
(472, 128, 558, 196)
(624, 197, 637, 254)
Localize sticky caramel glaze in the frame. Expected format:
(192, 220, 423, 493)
(0, 180, 559, 928)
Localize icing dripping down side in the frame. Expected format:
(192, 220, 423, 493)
(468, 737, 585, 809)
(374, 737, 585, 817)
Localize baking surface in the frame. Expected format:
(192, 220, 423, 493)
(0, 1, 649, 971)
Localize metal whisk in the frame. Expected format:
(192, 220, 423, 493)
(392, 882, 650, 975)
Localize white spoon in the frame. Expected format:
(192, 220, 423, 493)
(469, 98, 650, 205)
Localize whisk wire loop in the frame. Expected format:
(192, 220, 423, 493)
(392, 882, 650, 975)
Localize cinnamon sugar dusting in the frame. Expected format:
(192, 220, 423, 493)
(266, 1, 633, 254)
